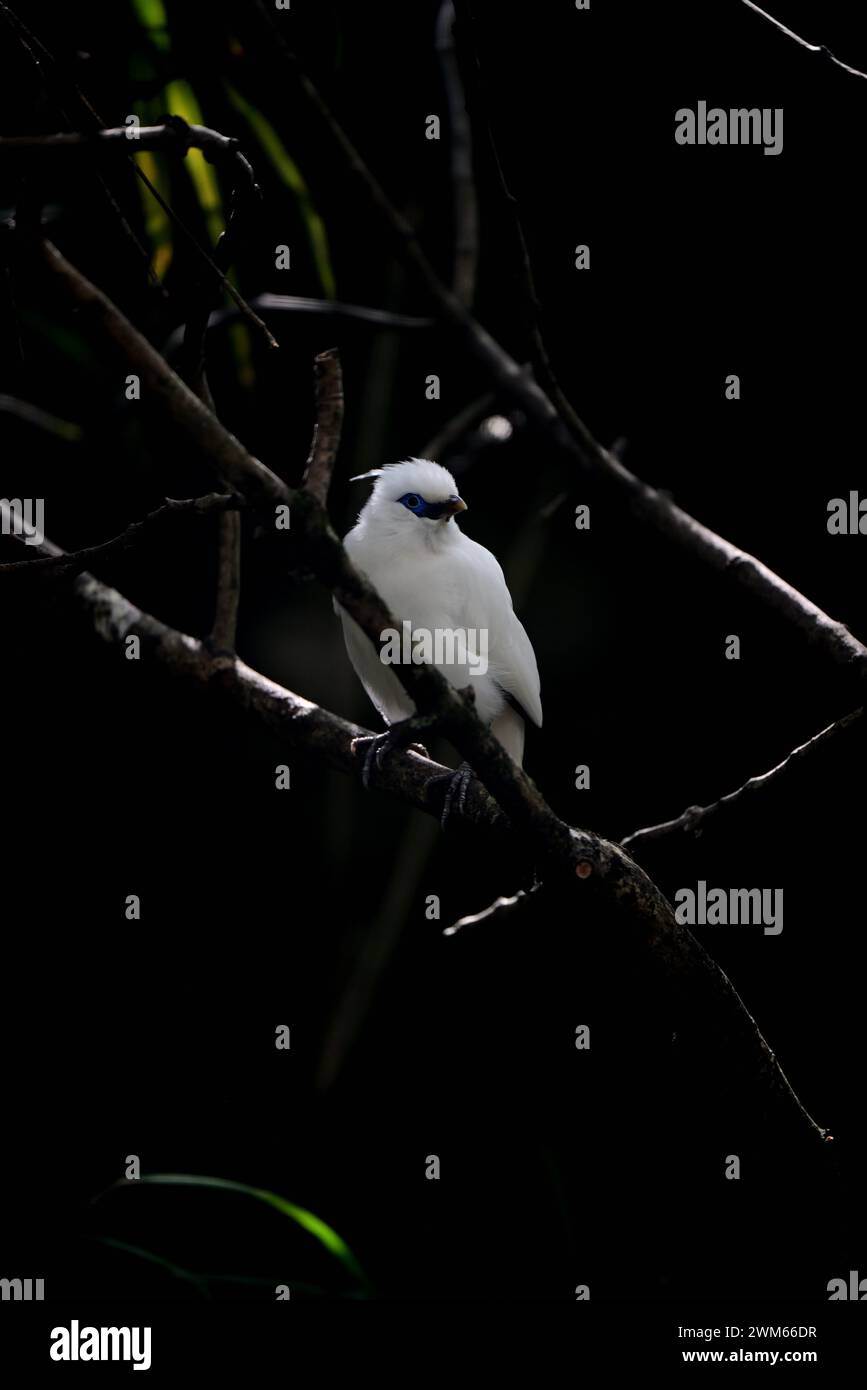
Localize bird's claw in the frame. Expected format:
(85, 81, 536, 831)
(350, 733, 389, 789)
(428, 761, 474, 828)
(351, 719, 435, 789)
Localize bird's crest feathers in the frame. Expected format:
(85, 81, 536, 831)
(360, 457, 460, 502)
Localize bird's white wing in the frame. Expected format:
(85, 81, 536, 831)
(452, 535, 543, 728)
(335, 523, 416, 727)
(337, 606, 415, 726)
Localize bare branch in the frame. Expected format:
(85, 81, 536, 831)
(0, 493, 244, 579)
(13, 522, 831, 1148)
(26, 239, 290, 510)
(20, 232, 865, 966)
(178, 176, 253, 658)
(15, 238, 584, 858)
(162, 295, 433, 356)
(10, 236, 851, 1167)
(0, 120, 260, 190)
(249, 294, 432, 331)
(302, 348, 344, 506)
(621, 707, 864, 854)
(262, 13, 867, 685)
(740, 0, 867, 82)
(3, 0, 841, 1186)
(209, 511, 242, 655)
(435, 1, 479, 307)
(444, 884, 541, 936)
(182, 343, 242, 659)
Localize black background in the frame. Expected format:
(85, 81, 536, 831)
(1, 0, 865, 1327)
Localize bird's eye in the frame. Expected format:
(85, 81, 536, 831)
(404, 494, 421, 509)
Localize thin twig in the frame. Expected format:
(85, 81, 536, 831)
(435, 0, 479, 307)
(163, 295, 432, 357)
(740, 0, 867, 82)
(444, 884, 541, 936)
(0, 494, 244, 578)
(179, 167, 253, 656)
(249, 294, 431, 330)
(0, 123, 259, 190)
(302, 348, 344, 505)
(621, 707, 864, 853)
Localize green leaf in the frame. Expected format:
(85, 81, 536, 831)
(131, 1173, 366, 1284)
(223, 82, 336, 299)
(130, 0, 171, 53)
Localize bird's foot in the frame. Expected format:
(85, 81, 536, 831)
(427, 761, 474, 828)
(351, 715, 437, 789)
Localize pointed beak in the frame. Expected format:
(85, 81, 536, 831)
(442, 495, 467, 518)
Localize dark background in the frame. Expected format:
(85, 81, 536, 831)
(1, 0, 865, 1307)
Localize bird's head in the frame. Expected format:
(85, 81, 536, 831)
(351, 459, 467, 541)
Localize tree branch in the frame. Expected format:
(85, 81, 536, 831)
(0, 493, 244, 579)
(1, 6, 841, 1208)
(621, 707, 863, 854)
(0, 120, 261, 190)
(435, 0, 479, 307)
(4, 121, 842, 1150)
(209, 510, 242, 655)
(444, 884, 541, 936)
(25, 239, 290, 510)
(257, 11, 867, 686)
(178, 162, 254, 657)
(11, 235, 586, 864)
(13, 524, 831, 1148)
(739, 0, 867, 82)
(302, 348, 344, 506)
(162, 295, 433, 357)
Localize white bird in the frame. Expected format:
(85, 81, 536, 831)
(336, 458, 542, 791)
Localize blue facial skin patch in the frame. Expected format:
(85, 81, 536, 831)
(397, 492, 460, 520)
